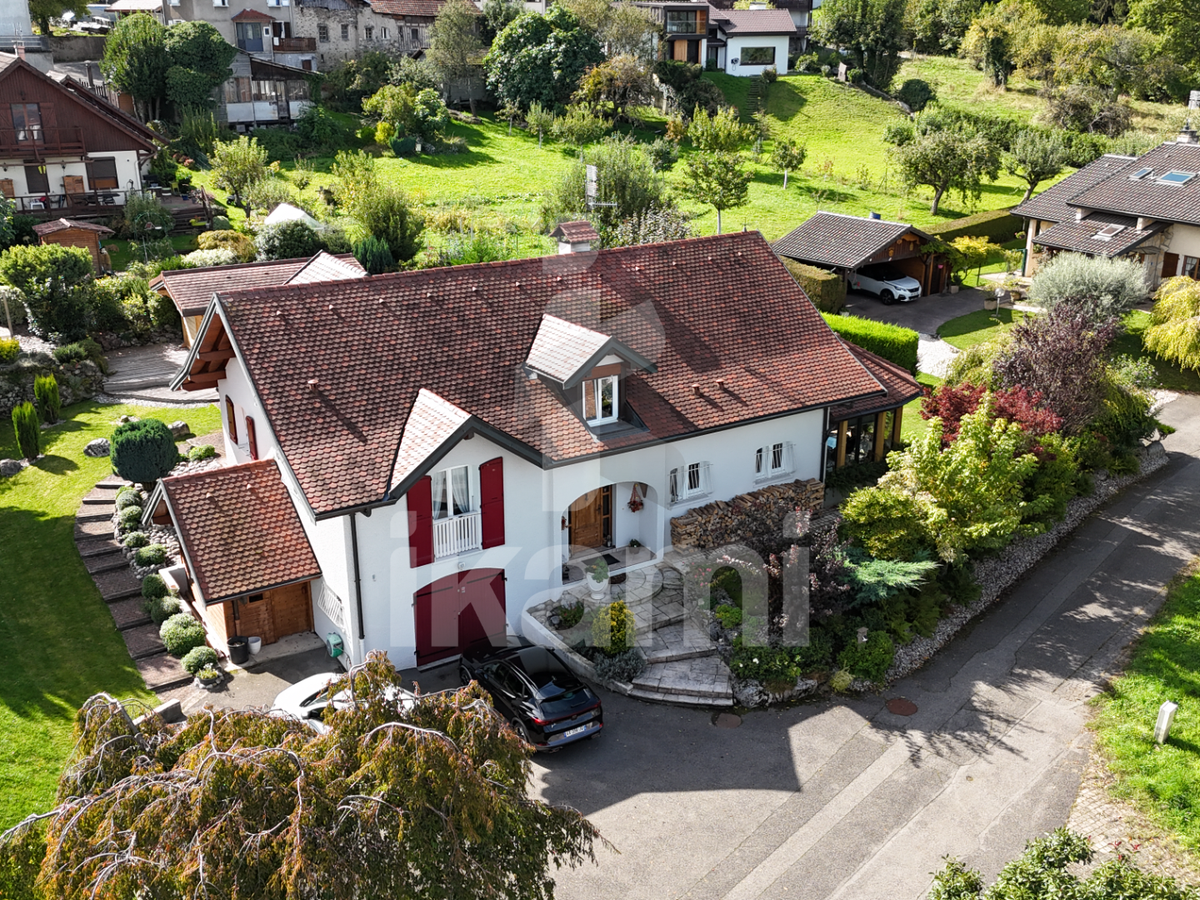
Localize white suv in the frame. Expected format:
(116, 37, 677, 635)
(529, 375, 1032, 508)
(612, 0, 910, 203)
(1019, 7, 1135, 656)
(849, 266, 922, 305)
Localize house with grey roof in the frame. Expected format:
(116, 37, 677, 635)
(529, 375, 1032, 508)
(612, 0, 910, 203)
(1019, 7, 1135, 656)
(636, 2, 797, 75)
(1013, 124, 1200, 287)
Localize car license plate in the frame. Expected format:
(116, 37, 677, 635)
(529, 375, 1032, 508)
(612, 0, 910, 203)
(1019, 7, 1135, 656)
(564, 725, 587, 738)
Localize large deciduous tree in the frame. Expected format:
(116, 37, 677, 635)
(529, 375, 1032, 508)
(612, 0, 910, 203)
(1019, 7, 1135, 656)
(101, 13, 169, 122)
(427, 0, 486, 114)
(0, 244, 94, 341)
(574, 55, 654, 124)
(162, 20, 236, 111)
(891, 129, 1000, 215)
(681, 150, 752, 234)
(1127, 0, 1199, 72)
(0, 653, 601, 900)
(483, 5, 604, 110)
(810, 0, 908, 91)
(210, 135, 269, 215)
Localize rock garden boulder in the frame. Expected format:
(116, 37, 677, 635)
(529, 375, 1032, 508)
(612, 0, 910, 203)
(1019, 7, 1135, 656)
(84, 438, 110, 457)
(0, 458, 23, 477)
(168, 421, 191, 439)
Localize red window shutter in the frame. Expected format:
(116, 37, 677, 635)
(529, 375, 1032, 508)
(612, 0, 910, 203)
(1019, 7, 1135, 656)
(480, 457, 505, 549)
(408, 476, 434, 567)
(246, 416, 258, 460)
(225, 397, 238, 444)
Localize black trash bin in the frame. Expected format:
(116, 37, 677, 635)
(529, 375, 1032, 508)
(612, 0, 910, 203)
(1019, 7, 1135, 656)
(227, 636, 250, 665)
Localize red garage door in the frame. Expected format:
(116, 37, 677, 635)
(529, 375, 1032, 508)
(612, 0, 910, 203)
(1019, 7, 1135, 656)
(414, 568, 507, 666)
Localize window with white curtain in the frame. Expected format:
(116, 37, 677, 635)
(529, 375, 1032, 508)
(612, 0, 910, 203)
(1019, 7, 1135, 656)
(583, 375, 618, 425)
(431, 465, 472, 519)
(669, 462, 710, 503)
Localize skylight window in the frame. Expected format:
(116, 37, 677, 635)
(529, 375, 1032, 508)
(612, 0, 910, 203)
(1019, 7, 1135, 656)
(1093, 223, 1125, 241)
(1158, 171, 1196, 185)
(1130, 167, 1153, 180)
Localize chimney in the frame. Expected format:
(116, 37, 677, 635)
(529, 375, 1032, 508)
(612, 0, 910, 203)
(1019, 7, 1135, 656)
(14, 42, 24, 61)
(1177, 119, 1198, 144)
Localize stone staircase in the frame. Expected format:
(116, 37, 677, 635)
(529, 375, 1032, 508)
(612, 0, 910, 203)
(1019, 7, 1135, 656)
(73, 478, 191, 691)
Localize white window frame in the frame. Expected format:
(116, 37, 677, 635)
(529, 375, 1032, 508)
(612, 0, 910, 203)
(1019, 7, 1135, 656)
(431, 464, 476, 521)
(380, 26, 389, 39)
(213, 0, 229, 7)
(669, 462, 711, 504)
(754, 441, 793, 481)
(582, 374, 619, 426)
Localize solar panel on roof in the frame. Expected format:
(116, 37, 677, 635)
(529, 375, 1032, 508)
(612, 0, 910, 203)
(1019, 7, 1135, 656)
(1130, 167, 1153, 180)
(1158, 171, 1196, 185)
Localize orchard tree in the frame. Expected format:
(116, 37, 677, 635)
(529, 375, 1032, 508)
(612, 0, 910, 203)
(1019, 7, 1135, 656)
(427, 0, 486, 114)
(962, 4, 1016, 87)
(681, 151, 752, 234)
(574, 55, 654, 124)
(525, 102, 555, 148)
(101, 13, 169, 122)
(771, 139, 807, 189)
(1004, 129, 1067, 202)
(483, 5, 604, 110)
(688, 106, 755, 153)
(0, 654, 602, 900)
(810, 0, 907, 91)
(1143, 276, 1200, 373)
(211, 135, 269, 215)
(892, 129, 1000, 215)
(545, 136, 668, 232)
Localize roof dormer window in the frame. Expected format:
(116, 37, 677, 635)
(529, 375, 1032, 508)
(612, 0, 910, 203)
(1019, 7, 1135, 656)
(583, 374, 619, 425)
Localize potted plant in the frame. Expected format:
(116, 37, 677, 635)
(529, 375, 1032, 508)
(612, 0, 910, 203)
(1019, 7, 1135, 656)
(195, 664, 223, 690)
(585, 557, 610, 601)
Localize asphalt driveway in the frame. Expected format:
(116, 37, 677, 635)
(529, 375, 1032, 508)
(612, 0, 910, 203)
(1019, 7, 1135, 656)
(842, 287, 990, 337)
(529, 393, 1200, 900)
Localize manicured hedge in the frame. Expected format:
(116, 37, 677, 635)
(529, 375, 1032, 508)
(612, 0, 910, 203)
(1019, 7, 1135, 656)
(781, 258, 846, 313)
(926, 209, 1023, 244)
(821, 313, 919, 373)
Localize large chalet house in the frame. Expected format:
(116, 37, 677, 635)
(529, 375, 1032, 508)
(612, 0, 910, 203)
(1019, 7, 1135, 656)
(1014, 125, 1200, 287)
(151, 231, 918, 670)
(0, 52, 160, 214)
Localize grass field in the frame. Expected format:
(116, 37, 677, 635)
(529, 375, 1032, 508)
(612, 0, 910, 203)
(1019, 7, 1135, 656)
(938, 308, 1030, 350)
(186, 71, 1042, 265)
(1092, 566, 1200, 852)
(900, 371, 941, 443)
(0, 399, 220, 828)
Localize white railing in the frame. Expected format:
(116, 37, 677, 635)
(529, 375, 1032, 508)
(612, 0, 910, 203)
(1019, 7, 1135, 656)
(316, 583, 346, 631)
(434, 513, 482, 559)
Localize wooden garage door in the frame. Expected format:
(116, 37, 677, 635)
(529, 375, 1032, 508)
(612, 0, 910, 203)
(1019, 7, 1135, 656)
(414, 568, 506, 666)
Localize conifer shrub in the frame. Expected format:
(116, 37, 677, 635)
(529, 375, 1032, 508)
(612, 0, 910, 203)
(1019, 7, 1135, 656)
(111, 419, 180, 489)
(11, 402, 39, 460)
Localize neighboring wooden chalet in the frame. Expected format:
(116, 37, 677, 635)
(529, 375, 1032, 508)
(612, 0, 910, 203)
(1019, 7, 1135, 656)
(151, 250, 366, 347)
(218, 50, 315, 132)
(0, 52, 161, 216)
(1013, 127, 1200, 288)
(161, 231, 917, 669)
(773, 211, 950, 296)
(33, 217, 114, 271)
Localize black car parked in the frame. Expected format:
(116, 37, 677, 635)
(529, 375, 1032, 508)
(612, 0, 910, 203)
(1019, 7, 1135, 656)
(460, 643, 603, 751)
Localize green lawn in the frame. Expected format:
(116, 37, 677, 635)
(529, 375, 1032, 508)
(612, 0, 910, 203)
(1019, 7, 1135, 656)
(104, 234, 199, 272)
(900, 371, 941, 443)
(0, 399, 220, 828)
(938, 308, 1030, 350)
(1117, 311, 1200, 394)
(182, 72, 1041, 270)
(1092, 566, 1200, 851)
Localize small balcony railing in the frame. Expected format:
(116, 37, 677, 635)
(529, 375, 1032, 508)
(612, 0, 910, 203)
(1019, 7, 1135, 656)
(0, 125, 86, 157)
(434, 513, 482, 559)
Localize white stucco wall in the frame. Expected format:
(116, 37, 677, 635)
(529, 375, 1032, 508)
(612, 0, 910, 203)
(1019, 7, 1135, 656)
(725, 33, 790, 75)
(1167, 223, 1200, 259)
(2, 149, 142, 207)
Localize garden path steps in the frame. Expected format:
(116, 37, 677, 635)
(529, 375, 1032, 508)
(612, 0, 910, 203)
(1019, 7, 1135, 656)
(73, 477, 191, 692)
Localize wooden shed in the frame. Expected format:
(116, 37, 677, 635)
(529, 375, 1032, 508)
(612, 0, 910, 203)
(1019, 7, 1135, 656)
(33, 218, 114, 272)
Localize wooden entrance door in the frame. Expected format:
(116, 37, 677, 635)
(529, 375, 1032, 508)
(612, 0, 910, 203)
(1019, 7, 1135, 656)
(569, 486, 611, 550)
(414, 568, 507, 666)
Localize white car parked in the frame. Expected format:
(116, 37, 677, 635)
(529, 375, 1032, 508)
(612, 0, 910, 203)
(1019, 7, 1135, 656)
(271, 671, 416, 733)
(848, 266, 922, 304)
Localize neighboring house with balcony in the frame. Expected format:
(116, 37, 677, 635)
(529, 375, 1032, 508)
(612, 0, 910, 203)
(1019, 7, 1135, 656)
(161, 228, 917, 670)
(1013, 125, 1200, 288)
(216, 48, 315, 130)
(0, 52, 160, 215)
(294, 0, 444, 67)
(156, 0, 319, 70)
(637, 1, 796, 75)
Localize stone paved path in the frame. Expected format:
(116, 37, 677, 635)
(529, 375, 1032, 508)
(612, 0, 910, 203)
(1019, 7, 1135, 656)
(73, 477, 191, 691)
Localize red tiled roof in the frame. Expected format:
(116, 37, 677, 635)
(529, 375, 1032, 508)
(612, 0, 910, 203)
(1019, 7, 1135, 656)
(550, 221, 600, 244)
(773, 212, 931, 270)
(829, 341, 923, 422)
(160, 459, 321, 604)
(152, 258, 312, 317)
(202, 232, 885, 517)
(367, 0, 457, 16)
(232, 7, 275, 21)
(525, 315, 613, 383)
(388, 389, 472, 493)
(33, 218, 114, 236)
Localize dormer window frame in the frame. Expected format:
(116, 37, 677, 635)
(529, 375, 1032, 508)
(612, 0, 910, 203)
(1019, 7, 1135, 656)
(582, 372, 620, 426)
